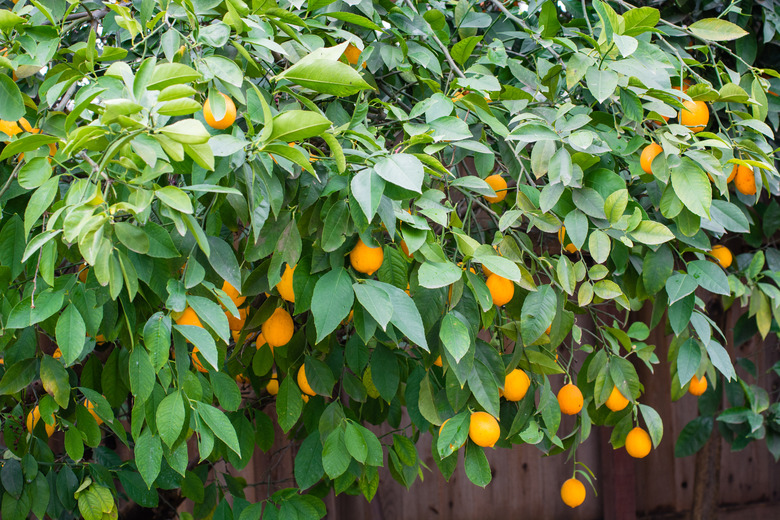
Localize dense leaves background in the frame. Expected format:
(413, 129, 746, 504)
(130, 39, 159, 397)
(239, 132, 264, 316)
(1, 0, 780, 518)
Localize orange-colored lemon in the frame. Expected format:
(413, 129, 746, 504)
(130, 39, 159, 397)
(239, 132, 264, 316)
(85, 399, 103, 425)
(236, 373, 250, 385)
(560, 478, 586, 508)
(689, 375, 708, 396)
(53, 347, 62, 359)
(261, 307, 294, 347)
(349, 238, 384, 275)
(191, 347, 209, 373)
(95, 334, 106, 344)
(605, 386, 629, 412)
(468, 411, 500, 448)
(203, 93, 237, 130)
(297, 364, 316, 396)
(0, 119, 23, 139)
(276, 264, 296, 302)
(727, 164, 741, 183)
(625, 426, 652, 458)
(679, 100, 709, 132)
(256, 333, 273, 355)
(640, 143, 662, 175)
(302, 393, 310, 403)
(503, 369, 531, 401)
(486, 274, 514, 306)
(399, 240, 411, 258)
(226, 308, 247, 330)
(231, 330, 242, 343)
(546, 324, 552, 335)
(734, 164, 756, 195)
(484, 174, 508, 203)
(433, 355, 443, 367)
(557, 383, 583, 415)
(267, 372, 279, 396)
(175, 307, 203, 328)
(558, 226, 577, 253)
(343, 43, 361, 66)
(222, 280, 246, 307)
(27, 405, 55, 436)
(78, 264, 89, 282)
(709, 245, 732, 269)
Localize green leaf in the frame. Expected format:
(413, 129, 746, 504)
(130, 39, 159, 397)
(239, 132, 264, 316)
(520, 285, 557, 345)
(604, 189, 628, 224)
(156, 390, 186, 448)
(705, 340, 736, 381)
(295, 433, 324, 490)
(277, 376, 303, 433)
(677, 339, 701, 384)
(671, 160, 711, 218)
(322, 428, 350, 479)
(143, 312, 171, 372)
(212, 372, 241, 411)
(588, 230, 611, 264)
(687, 260, 730, 295)
(689, 18, 748, 41)
(539, 1, 561, 37)
(134, 431, 163, 491)
(155, 186, 194, 214)
(345, 421, 369, 463)
(24, 176, 58, 236)
(65, 428, 85, 462)
(468, 360, 500, 419)
(0, 74, 24, 121)
(464, 442, 492, 487)
(114, 222, 150, 254)
(268, 110, 332, 142)
(41, 355, 70, 408)
(195, 402, 241, 456)
(623, 6, 659, 30)
(0, 358, 37, 395)
(370, 344, 400, 402)
(586, 67, 618, 104)
(351, 168, 385, 222)
(304, 357, 336, 396)
(374, 154, 424, 193)
(128, 348, 154, 403)
(675, 416, 713, 457)
(353, 283, 392, 330)
(55, 304, 87, 366)
(638, 404, 663, 447)
(147, 63, 201, 90)
(312, 268, 354, 342)
(174, 325, 217, 370)
(160, 119, 211, 144)
(440, 313, 471, 362)
(643, 244, 673, 295)
(366, 280, 428, 350)
(418, 261, 462, 289)
(666, 273, 698, 304)
(279, 58, 372, 97)
(451, 36, 483, 66)
(629, 221, 675, 245)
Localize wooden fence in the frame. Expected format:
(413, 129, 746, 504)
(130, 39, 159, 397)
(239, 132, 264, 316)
(207, 302, 780, 520)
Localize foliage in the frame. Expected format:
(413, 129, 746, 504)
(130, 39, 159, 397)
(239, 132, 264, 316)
(0, 0, 779, 518)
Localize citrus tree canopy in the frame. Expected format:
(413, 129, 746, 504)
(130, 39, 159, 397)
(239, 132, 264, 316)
(0, 0, 779, 518)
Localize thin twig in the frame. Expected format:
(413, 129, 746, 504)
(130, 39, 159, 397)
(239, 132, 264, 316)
(0, 161, 23, 199)
(489, 0, 564, 65)
(402, 0, 466, 79)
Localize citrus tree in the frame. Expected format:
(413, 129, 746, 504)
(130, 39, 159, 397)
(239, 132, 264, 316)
(1, 0, 779, 518)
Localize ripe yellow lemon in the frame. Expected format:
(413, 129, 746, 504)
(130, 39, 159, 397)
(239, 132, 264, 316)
(486, 274, 514, 306)
(175, 307, 203, 328)
(625, 426, 652, 458)
(605, 386, 629, 412)
(484, 174, 508, 203)
(226, 308, 247, 330)
(679, 100, 709, 132)
(85, 399, 103, 425)
(349, 238, 384, 275)
(276, 264, 296, 302)
(558, 226, 577, 254)
(468, 411, 500, 448)
(688, 375, 708, 396)
(503, 369, 531, 401)
(267, 373, 279, 395)
(222, 280, 246, 307)
(557, 383, 583, 415)
(640, 143, 662, 175)
(343, 43, 363, 66)
(433, 355, 443, 367)
(709, 245, 732, 269)
(203, 92, 237, 130)
(191, 347, 209, 373)
(261, 307, 294, 347)
(27, 405, 55, 436)
(297, 364, 316, 396)
(560, 478, 586, 508)
(734, 164, 756, 195)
